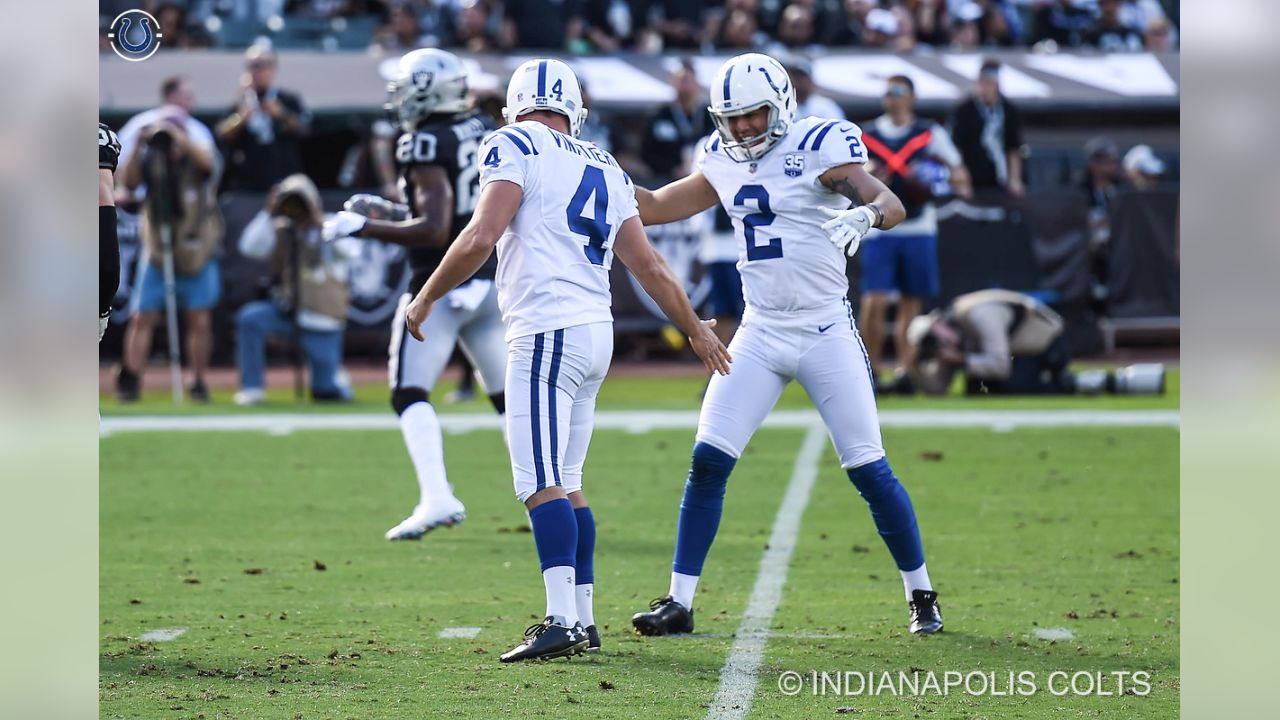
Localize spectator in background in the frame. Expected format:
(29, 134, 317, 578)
(216, 42, 312, 192)
(789, 0, 850, 46)
(1122, 144, 1166, 190)
(904, 0, 949, 46)
(859, 74, 972, 384)
(833, 0, 877, 45)
(646, 0, 709, 51)
(503, 0, 584, 50)
(234, 174, 353, 405)
(640, 59, 711, 181)
(861, 7, 904, 49)
(582, 0, 642, 52)
(948, 3, 983, 50)
(156, 2, 211, 49)
(1031, 0, 1094, 49)
(1081, 136, 1121, 313)
(772, 3, 820, 52)
(455, 0, 504, 52)
(372, 3, 428, 52)
(716, 7, 763, 50)
(700, 207, 743, 346)
(1144, 16, 1175, 51)
(115, 76, 223, 403)
(786, 56, 845, 121)
(1084, 0, 1144, 51)
(576, 80, 614, 154)
(949, 59, 1026, 197)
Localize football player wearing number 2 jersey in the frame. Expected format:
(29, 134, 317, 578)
(629, 53, 945, 637)
(404, 59, 731, 662)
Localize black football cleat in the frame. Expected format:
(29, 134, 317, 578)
(584, 624, 601, 653)
(499, 617, 588, 663)
(116, 366, 140, 403)
(908, 589, 944, 634)
(632, 595, 695, 636)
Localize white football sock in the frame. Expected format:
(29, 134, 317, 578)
(398, 402, 452, 507)
(542, 565, 577, 626)
(901, 563, 933, 601)
(669, 572, 700, 611)
(575, 583, 595, 628)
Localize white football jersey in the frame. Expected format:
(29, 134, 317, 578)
(478, 120, 639, 341)
(696, 116, 868, 317)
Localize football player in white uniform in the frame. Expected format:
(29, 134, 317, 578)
(403, 59, 731, 662)
(628, 53, 945, 636)
(324, 50, 506, 541)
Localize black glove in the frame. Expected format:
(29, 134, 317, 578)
(99, 122, 122, 172)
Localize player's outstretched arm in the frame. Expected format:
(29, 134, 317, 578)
(613, 216, 732, 376)
(634, 171, 720, 226)
(337, 165, 455, 248)
(404, 180, 522, 341)
(817, 163, 907, 257)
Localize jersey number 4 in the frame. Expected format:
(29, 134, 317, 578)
(567, 166, 612, 266)
(735, 185, 783, 261)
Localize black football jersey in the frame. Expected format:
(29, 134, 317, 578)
(395, 110, 498, 294)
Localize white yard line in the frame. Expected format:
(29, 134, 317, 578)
(706, 424, 827, 720)
(100, 409, 1179, 436)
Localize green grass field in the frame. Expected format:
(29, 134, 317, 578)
(101, 393, 1178, 718)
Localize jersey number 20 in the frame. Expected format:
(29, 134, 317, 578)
(567, 166, 612, 266)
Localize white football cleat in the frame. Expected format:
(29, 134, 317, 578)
(234, 388, 266, 406)
(384, 498, 466, 541)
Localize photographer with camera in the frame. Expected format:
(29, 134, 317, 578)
(114, 76, 222, 403)
(900, 288, 1165, 397)
(233, 174, 354, 406)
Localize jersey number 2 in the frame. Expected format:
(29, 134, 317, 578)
(735, 185, 783, 261)
(567, 166, 612, 266)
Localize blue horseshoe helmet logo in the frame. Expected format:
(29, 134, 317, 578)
(109, 10, 164, 62)
(117, 17, 155, 54)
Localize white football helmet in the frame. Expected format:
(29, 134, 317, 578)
(386, 48, 470, 133)
(708, 53, 797, 163)
(503, 59, 588, 137)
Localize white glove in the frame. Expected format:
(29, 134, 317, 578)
(98, 312, 109, 343)
(818, 205, 878, 257)
(322, 210, 368, 243)
(344, 194, 408, 221)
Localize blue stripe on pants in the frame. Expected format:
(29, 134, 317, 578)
(547, 329, 564, 487)
(530, 332, 547, 492)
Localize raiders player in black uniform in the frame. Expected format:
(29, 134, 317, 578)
(100, 122, 122, 341)
(324, 49, 506, 541)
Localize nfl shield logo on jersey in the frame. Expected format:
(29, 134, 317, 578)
(784, 153, 805, 177)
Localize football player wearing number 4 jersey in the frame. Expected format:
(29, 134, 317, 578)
(404, 59, 732, 662)
(629, 53, 945, 637)
(324, 49, 506, 541)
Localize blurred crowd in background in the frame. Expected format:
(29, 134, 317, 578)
(100, 2, 1179, 404)
(101, 0, 1178, 55)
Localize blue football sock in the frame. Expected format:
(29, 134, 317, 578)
(672, 442, 737, 576)
(574, 506, 595, 585)
(529, 498, 578, 572)
(847, 458, 925, 572)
